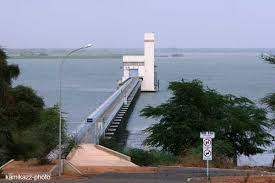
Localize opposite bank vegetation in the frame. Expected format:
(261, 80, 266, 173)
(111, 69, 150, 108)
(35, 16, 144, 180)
(1, 47, 275, 167)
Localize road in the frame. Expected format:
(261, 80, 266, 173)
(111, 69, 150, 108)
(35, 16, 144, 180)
(84, 167, 274, 183)
(1, 167, 274, 183)
(31, 167, 275, 183)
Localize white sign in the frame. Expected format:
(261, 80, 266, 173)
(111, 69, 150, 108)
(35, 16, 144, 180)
(203, 138, 212, 160)
(200, 131, 215, 139)
(200, 132, 215, 161)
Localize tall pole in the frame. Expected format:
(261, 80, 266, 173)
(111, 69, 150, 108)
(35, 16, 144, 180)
(58, 44, 92, 176)
(207, 160, 209, 179)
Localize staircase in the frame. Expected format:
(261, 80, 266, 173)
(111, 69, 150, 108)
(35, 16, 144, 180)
(104, 104, 129, 140)
(104, 78, 141, 141)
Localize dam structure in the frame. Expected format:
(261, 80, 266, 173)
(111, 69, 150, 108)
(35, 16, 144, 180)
(122, 32, 158, 92)
(72, 33, 158, 145)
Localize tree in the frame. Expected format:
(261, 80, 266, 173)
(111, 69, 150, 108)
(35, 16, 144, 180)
(0, 48, 20, 163)
(261, 53, 275, 156)
(261, 54, 275, 119)
(0, 48, 67, 165)
(141, 80, 274, 163)
(32, 105, 67, 164)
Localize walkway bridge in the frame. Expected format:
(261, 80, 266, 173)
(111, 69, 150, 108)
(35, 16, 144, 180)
(72, 77, 142, 144)
(70, 33, 157, 146)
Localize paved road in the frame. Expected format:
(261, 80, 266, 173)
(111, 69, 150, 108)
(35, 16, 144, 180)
(28, 167, 275, 183)
(85, 167, 274, 183)
(1, 167, 274, 183)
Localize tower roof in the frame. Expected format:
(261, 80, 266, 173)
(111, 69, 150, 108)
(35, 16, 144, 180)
(144, 32, 154, 42)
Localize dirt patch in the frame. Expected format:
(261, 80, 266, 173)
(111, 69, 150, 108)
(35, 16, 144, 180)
(78, 166, 157, 175)
(237, 166, 275, 173)
(193, 176, 275, 183)
(2, 160, 56, 174)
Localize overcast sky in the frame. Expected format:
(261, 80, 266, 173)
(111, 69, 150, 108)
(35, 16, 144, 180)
(1, 0, 275, 48)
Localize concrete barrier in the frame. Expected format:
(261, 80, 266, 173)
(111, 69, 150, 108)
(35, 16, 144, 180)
(66, 146, 80, 160)
(95, 145, 131, 162)
(49, 164, 59, 176)
(0, 159, 14, 170)
(64, 160, 82, 175)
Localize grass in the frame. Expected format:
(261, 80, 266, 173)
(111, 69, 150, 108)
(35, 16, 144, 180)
(122, 148, 178, 166)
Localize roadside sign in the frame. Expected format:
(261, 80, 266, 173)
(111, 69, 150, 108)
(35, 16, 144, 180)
(200, 131, 215, 139)
(200, 131, 215, 178)
(204, 150, 212, 158)
(87, 118, 93, 123)
(203, 138, 212, 147)
(203, 137, 212, 160)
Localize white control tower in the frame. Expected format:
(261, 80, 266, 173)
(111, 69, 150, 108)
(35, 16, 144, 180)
(122, 33, 158, 92)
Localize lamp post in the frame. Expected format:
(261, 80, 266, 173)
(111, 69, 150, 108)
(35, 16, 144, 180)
(58, 44, 92, 176)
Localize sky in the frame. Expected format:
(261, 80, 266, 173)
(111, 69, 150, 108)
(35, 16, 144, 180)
(1, 0, 275, 48)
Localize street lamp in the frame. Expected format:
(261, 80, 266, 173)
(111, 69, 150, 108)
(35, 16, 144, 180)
(58, 44, 92, 176)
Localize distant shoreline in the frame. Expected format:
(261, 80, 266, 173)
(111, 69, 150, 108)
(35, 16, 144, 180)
(6, 48, 273, 59)
(8, 55, 184, 59)
(8, 56, 123, 59)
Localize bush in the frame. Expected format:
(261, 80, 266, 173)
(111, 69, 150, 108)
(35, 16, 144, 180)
(123, 148, 178, 166)
(100, 138, 178, 166)
(62, 137, 78, 159)
(150, 150, 178, 166)
(100, 138, 123, 152)
(124, 149, 155, 166)
(178, 148, 235, 168)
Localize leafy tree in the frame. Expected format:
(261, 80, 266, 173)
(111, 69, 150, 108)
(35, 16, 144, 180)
(262, 94, 275, 113)
(261, 55, 275, 118)
(0, 48, 20, 164)
(0, 48, 67, 165)
(261, 53, 275, 155)
(0, 48, 19, 85)
(141, 80, 274, 163)
(32, 105, 66, 164)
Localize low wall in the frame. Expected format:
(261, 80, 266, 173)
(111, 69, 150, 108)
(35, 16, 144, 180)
(95, 145, 131, 161)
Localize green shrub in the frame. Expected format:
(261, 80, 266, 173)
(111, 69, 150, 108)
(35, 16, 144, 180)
(100, 138, 178, 166)
(150, 150, 178, 166)
(125, 148, 155, 166)
(123, 148, 178, 166)
(100, 138, 124, 152)
(62, 137, 78, 159)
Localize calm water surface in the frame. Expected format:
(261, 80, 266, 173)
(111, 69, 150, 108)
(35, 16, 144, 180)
(9, 50, 275, 166)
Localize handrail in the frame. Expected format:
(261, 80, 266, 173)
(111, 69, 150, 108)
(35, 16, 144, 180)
(72, 78, 140, 143)
(86, 78, 133, 123)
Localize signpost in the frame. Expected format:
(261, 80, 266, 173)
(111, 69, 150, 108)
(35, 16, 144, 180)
(200, 131, 215, 179)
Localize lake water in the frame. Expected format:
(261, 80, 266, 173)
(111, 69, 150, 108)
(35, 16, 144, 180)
(9, 49, 275, 166)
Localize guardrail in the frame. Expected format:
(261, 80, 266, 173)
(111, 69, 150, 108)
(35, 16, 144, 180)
(72, 78, 140, 144)
(86, 78, 133, 123)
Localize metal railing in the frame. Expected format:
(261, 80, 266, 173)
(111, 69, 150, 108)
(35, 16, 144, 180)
(72, 78, 141, 144)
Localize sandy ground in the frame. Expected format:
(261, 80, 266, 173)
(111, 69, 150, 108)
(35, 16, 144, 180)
(193, 176, 275, 183)
(2, 160, 55, 174)
(69, 144, 137, 167)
